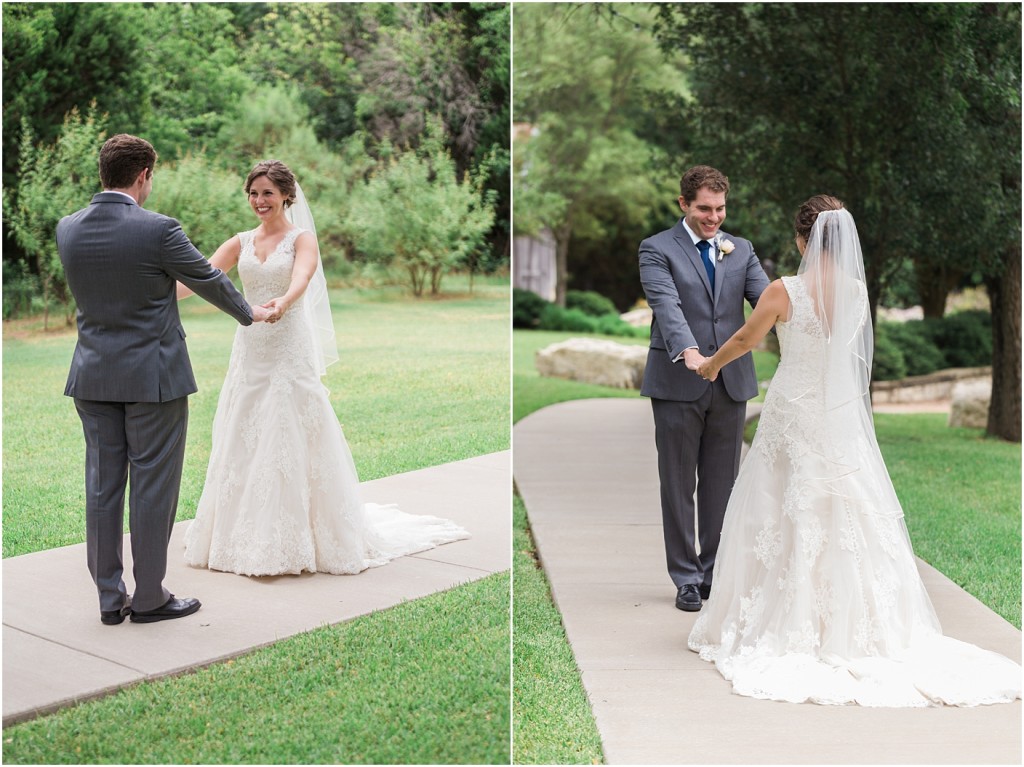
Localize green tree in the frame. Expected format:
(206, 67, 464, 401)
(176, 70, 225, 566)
(3, 107, 105, 328)
(145, 152, 253, 258)
(513, 3, 682, 306)
(344, 119, 496, 296)
(654, 2, 1021, 441)
(137, 2, 251, 159)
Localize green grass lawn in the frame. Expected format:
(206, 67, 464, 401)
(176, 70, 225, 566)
(2, 571, 510, 765)
(1, 277, 510, 764)
(874, 413, 1021, 627)
(512, 494, 603, 765)
(3, 278, 510, 557)
(511, 327, 1021, 764)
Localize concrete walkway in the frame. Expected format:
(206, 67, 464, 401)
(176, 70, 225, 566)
(514, 400, 1021, 765)
(3, 451, 510, 727)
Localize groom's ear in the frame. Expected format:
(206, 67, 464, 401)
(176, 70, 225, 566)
(677, 196, 688, 213)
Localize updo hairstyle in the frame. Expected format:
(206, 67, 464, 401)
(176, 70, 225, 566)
(794, 194, 844, 241)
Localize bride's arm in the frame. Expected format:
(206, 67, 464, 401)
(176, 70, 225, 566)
(699, 279, 788, 382)
(176, 236, 242, 299)
(262, 231, 319, 320)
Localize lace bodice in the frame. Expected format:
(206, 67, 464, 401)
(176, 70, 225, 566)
(237, 227, 305, 306)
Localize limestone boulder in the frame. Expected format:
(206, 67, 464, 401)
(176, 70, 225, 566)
(535, 338, 648, 389)
(947, 378, 992, 429)
(619, 307, 653, 327)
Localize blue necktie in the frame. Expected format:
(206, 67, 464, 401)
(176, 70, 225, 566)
(697, 240, 715, 292)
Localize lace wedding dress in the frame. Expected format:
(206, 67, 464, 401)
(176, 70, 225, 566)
(688, 274, 1021, 707)
(183, 227, 469, 576)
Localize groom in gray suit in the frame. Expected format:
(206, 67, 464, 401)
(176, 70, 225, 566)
(58, 134, 269, 624)
(639, 165, 770, 612)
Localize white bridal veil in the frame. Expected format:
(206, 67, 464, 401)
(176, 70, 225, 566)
(286, 182, 338, 376)
(797, 207, 873, 421)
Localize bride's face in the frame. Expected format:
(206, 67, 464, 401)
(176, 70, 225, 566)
(248, 176, 286, 223)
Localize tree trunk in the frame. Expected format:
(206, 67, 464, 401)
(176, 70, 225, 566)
(554, 220, 572, 308)
(916, 264, 965, 319)
(985, 247, 1021, 442)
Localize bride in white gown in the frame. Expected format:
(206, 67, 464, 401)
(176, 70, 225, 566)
(689, 194, 1021, 707)
(179, 160, 468, 576)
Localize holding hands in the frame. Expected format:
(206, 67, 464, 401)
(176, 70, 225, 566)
(250, 297, 289, 324)
(262, 297, 290, 324)
(697, 358, 720, 382)
(682, 348, 720, 382)
(250, 304, 272, 323)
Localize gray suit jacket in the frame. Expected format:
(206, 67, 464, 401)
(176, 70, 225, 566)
(58, 192, 253, 403)
(639, 220, 770, 402)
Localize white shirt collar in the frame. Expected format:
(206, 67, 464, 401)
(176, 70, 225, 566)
(681, 218, 708, 247)
(102, 190, 137, 204)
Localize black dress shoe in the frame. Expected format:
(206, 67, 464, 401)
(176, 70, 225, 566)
(700, 583, 712, 601)
(675, 584, 702, 612)
(100, 605, 130, 625)
(130, 596, 201, 623)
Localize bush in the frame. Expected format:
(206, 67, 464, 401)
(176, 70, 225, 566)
(566, 289, 617, 317)
(146, 152, 252, 256)
(878, 320, 946, 377)
(537, 304, 599, 333)
(2, 261, 38, 320)
(513, 288, 549, 329)
(872, 325, 907, 381)
(925, 310, 992, 368)
(594, 313, 647, 338)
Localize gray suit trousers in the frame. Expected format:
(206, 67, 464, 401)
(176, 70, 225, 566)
(651, 378, 745, 590)
(74, 397, 188, 613)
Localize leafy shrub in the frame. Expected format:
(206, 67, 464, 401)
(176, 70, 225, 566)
(872, 325, 907, 381)
(925, 310, 992, 368)
(344, 117, 496, 296)
(513, 288, 549, 329)
(538, 304, 598, 333)
(594, 313, 648, 338)
(2, 261, 38, 320)
(566, 289, 617, 317)
(147, 152, 252, 256)
(877, 321, 946, 377)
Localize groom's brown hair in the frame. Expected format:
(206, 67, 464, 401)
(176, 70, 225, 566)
(99, 134, 157, 190)
(680, 165, 729, 204)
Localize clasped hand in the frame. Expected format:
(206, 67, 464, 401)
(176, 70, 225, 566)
(250, 297, 288, 324)
(684, 350, 719, 382)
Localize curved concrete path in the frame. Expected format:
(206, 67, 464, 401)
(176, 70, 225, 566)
(3, 451, 510, 726)
(514, 399, 1021, 765)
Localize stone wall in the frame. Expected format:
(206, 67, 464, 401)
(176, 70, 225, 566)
(871, 367, 992, 404)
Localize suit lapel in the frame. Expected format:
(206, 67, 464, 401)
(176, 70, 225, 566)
(672, 221, 714, 301)
(712, 238, 724, 304)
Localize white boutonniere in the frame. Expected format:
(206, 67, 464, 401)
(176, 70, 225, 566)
(715, 235, 735, 262)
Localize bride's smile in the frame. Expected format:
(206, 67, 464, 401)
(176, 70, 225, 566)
(248, 178, 285, 221)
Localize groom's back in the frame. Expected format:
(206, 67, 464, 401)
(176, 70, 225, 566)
(58, 194, 195, 403)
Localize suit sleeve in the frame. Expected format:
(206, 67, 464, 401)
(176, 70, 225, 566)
(639, 240, 697, 361)
(160, 219, 253, 326)
(743, 241, 771, 308)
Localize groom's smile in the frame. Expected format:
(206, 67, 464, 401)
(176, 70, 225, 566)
(679, 188, 727, 240)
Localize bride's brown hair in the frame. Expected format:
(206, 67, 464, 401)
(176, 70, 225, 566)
(794, 194, 844, 241)
(245, 160, 297, 207)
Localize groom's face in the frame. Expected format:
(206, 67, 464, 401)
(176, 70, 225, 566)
(679, 188, 727, 241)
